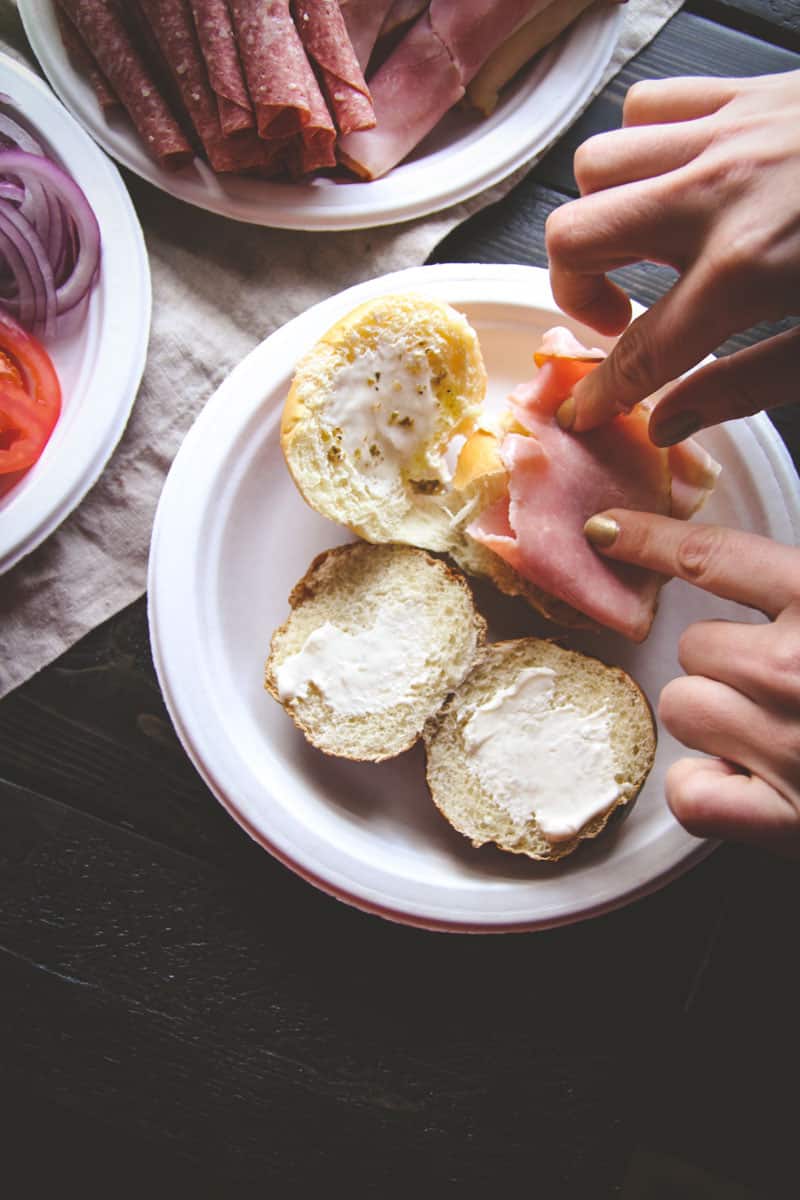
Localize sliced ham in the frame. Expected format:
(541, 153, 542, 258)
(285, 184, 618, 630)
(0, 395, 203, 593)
(337, 9, 462, 179)
(337, 0, 554, 179)
(57, 0, 193, 169)
(292, 1, 375, 135)
(338, 0, 396, 74)
(467, 330, 721, 641)
(428, 0, 553, 85)
(467, 0, 596, 116)
(378, 0, 430, 41)
(188, 0, 255, 135)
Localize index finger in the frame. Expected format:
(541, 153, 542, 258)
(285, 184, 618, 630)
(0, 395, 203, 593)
(583, 510, 800, 617)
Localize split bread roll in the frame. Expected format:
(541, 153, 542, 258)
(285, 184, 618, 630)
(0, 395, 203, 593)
(265, 542, 487, 761)
(281, 293, 487, 552)
(424, 638, 656, 862)
(280, 292, 594, 630)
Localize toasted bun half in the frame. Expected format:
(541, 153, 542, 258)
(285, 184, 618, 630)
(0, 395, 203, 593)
(281, 294, 487, 551)
(424, 638, 656, 862)
(265, 542, 487, 761)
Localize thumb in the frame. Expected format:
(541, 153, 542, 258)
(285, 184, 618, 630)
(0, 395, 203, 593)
(648, 325, 800, 446)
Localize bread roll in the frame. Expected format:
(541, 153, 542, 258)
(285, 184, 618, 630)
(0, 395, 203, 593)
(281, 293, 487, 552)
(424, 637, 656, 861)
(265, 542, 487, 761)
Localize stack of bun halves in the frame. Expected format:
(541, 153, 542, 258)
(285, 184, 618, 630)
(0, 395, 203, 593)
(266, 294, 721, 862)
(56, 0, 620, 180)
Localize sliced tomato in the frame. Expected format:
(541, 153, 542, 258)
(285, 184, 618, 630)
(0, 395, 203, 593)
(0, 312, 61, 476)
(0, 379, 59, 472)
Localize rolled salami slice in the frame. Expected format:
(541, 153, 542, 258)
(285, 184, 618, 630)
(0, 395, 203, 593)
(292, 0, 374, 135)
(135, 0, 270, 174)
(56, 5, 119, 112)
(228, 0, 336, 170)
(337, 10, 462, 180)
(57, 0, 192, 169)
(187, 0, 255, 135)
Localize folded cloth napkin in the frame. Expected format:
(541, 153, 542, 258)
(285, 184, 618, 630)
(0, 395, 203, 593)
(0, 0, 683, 698)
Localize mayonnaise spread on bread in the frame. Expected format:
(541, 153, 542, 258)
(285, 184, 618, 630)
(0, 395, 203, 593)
(275, 602, 434, 716)
(321, 346, 448, 490)
(462, 667, 619, 841)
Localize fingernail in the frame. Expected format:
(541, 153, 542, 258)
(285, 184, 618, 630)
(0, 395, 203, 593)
(652, 411, 701, 447)
(584, 515, 620, 548)
(556, 395, 576, 430)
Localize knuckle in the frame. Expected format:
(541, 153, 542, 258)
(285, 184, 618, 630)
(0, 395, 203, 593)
(674, 525, 727, 587)
(676, 624, 700, 673)
(712, 354, 762, 420)
(657, 676, 692, 732)
(607, 318, 662, 397)
(622, 79, 657, 122)
(763, 635, 800, 694)
(573, 136, 603, 191)
(544, 203, 578, 260)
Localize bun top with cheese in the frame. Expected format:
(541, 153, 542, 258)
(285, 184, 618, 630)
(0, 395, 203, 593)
(282, 293, 487, 552)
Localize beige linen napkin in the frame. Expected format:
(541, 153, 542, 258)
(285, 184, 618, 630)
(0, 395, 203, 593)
(0, 0, 682, 697)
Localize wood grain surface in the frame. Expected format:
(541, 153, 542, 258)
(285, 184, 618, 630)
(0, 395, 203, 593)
(2, 6, 799, 1198)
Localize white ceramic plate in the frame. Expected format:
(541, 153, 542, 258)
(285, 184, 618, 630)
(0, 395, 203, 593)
(0, 52, 150, 573)
(21, 0, 621, 230)
(148, 264, 800, 932)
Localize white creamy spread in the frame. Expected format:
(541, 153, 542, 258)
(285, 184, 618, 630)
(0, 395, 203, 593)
(322, 345, 444, 490)
(462, 667, 620, 841)
(275, 601, 434, 716)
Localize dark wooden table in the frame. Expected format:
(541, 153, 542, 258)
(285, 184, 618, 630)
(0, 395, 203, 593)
(2, 5, 799, 1197)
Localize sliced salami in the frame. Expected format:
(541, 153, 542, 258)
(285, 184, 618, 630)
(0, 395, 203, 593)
(187, 0, 255, 135)
(292, 0, 375, 135)
(228, 0, 336, 169)
(56, 5, 119, 112)
(56, 0, 193, 168)
(135, 0, 270, 174)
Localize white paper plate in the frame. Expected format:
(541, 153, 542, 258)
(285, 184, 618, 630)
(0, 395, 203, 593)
(21, 0, 621, 230)
(148, 264, 800, 932)
(0, 52, 150, 573)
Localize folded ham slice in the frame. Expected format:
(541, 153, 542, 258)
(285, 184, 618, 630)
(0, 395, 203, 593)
(428, 0, 553, 85)
(467, 328, 720, 641)
(338, 0, 554, 177)
(339, 0, 396, 73)
(337, 8, 462, 180)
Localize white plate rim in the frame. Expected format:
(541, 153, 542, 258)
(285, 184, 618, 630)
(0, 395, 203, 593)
(20, 0, 621, 230)
(148, 263, 800, 933)
(0, 50, 151, 573)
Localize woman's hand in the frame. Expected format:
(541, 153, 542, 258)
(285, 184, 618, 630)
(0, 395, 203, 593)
(584, 509, 800, 857)
(546, 71, 800, 442)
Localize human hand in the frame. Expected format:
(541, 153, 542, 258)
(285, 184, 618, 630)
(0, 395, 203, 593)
(546, 71, 800, 442)
(583, 509, 800, 858)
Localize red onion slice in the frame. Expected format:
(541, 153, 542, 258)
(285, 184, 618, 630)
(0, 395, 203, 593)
(0, 100, 101, 340)
(0, 151, 100, 338)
